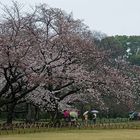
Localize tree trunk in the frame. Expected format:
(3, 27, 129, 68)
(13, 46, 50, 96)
(26, 103, 32, 123)
(34, 106, 39, 121)
(6, 103, 16, 124)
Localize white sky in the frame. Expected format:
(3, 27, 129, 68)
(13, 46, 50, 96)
(0, 0, 140, 36)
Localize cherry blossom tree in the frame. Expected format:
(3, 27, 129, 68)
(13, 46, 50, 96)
(0, 2, 139, 124)
(0, 2, 98, 123)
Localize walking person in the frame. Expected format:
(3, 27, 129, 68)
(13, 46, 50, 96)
(70, 111, 78, 127)
(63, 110, 70, 126)
(83, 111, 89, 127)
(92, 113, 97, 125)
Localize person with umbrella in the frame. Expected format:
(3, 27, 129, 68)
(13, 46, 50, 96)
(63, 110, 70, 125)
(69, 111, 78, 126)
(92, 113, 97, 124)
(91, 110, 98, 125)
(83, 111, 89, 126)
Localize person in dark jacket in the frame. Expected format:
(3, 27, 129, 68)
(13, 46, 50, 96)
(92, 113, 97, 124)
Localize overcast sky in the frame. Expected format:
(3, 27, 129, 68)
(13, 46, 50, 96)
(0, 0, 140, 36)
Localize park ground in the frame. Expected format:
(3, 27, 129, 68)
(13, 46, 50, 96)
(0, 129, 140, 140)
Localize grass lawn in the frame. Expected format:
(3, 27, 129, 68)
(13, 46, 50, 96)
(0, 129, 140, 140)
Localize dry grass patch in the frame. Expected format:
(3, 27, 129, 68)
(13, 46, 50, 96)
(0, 129, 140, 140)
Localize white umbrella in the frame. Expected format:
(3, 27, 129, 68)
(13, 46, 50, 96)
(83, 111, 89, 116)
(91, 110, 99, 113)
